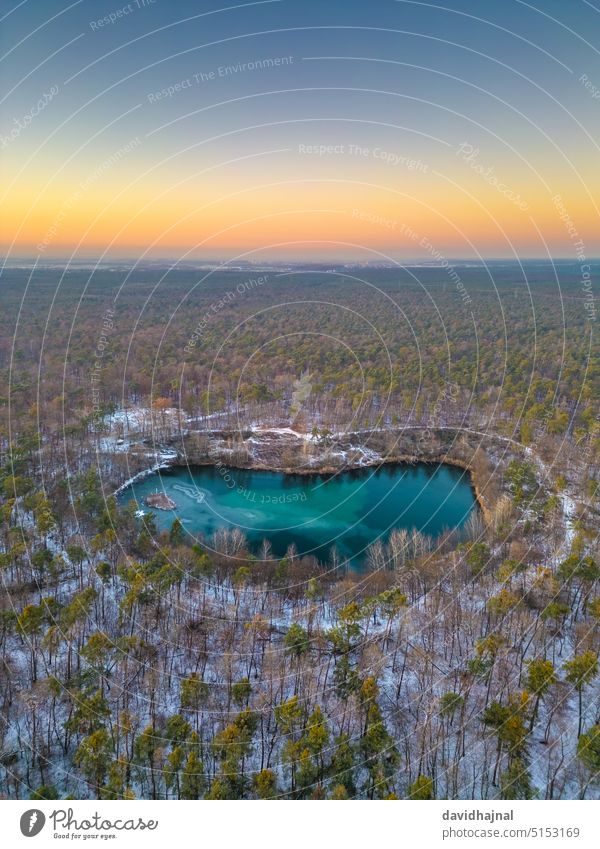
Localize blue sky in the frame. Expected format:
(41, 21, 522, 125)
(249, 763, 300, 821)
(2, 0, 599, 259)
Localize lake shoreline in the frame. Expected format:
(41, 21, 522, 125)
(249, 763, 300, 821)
(114, 426, 502, 523)
(120, 459, 480, 566)
(158, 426, 501, 523)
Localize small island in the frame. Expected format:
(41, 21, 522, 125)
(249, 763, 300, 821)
(144, 490, 177, 510)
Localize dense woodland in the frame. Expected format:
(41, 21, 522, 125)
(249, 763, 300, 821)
(0, 261, 599, 799)
(1, 262, 598, 441)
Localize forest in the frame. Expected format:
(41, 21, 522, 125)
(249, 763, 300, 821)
(0, 261, 599, 800)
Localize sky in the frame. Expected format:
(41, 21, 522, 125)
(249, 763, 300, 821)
(1, 0, 599, 262)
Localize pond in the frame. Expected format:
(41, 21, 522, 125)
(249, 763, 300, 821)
(120, 462, 478, 568)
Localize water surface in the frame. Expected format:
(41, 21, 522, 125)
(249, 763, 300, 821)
(121, 463, 477, 566)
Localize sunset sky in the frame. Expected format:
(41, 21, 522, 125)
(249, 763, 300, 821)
(1, 0, 599, 261)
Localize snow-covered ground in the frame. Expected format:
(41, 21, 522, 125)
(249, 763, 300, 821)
(254, 426, 318, 441)
(559, 492, 577, 551)
(111, 455, 176, 496)
(96, 436, 133, 453)
(103, 406, 184, 435)
(524, 445, 577, 558)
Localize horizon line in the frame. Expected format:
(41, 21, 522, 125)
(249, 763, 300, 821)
(2, 256, 600, 266)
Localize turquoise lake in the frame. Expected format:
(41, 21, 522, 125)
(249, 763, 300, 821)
(121, 463, 477, 566)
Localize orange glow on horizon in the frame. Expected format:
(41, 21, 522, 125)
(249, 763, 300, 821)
(3, 166, 599, 259)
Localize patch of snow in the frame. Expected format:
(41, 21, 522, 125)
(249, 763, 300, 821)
(559, 492, 577, 550)
(254, 426, 318, 441)
(112, 459, 173, 496)
(96, 437, 132, 453)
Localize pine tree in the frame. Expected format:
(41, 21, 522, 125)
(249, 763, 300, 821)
(74, 728, 113, 796)
(181, 750, 204, 799)
(407, 775, 434, 799)
(563, 652, 599, 736)
(525, 658, 556, 730)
